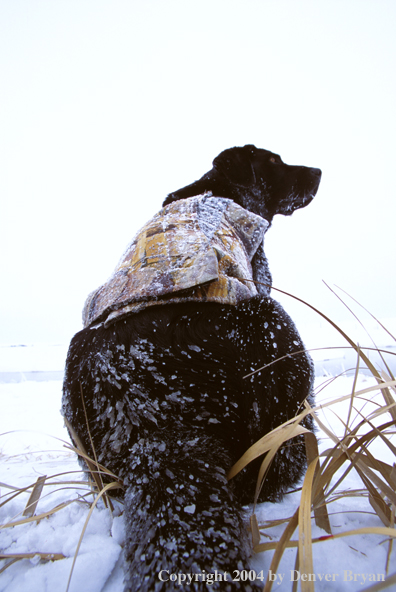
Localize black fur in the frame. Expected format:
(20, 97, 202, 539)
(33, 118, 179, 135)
(164, 144, 321, 224)
(62, 145, 321, 591)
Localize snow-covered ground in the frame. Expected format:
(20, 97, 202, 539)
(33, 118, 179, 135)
(0, 322, 395, 591)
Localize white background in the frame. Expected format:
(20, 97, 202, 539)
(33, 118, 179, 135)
(1, 0, 395, 344)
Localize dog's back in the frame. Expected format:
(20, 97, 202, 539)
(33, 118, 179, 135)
(63, 299, 313, 591)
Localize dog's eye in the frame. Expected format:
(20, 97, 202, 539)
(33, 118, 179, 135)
(269, 157, 277, 163)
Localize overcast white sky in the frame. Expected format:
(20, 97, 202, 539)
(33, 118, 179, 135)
(1, 0, 395, 345)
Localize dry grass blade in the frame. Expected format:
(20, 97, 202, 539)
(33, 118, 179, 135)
(62, 439, 121, 481)
(319, 412, 396, 506)
(369, 491, 392, 528)
(63, 418, 121, 512)
(313, 418, 396, 503)
(2, 499, 81, 529)
(250, 513, 260, 548)
(381, 370, 396, 394)
(298, 457, 318, 592)
(232, 382, 396, 485)
(0, 558, 19, 575)
(251, 279, 396, 421)
(243, 348, 309, 379)
(350, 455, 396, 481)
(65, 481, 122, 592)
(386, 464, 396, 573)
(63, 425, 98, 478)
(333, 284, 396, 344)
(1, 441, 124, 586)
(324, 283, 395, 379)
(262, 507, 299, 592)
(0, 481, 43, 511)
(0, 470, 106, 514)
(0, 481, 20, 491)
(361, 572, 396, 592)
(292, 549, 300, 592)
(244, 346, 396, 382)
(0, 551, 66, 576)
(227, 420, 309, 481)
(256, 525, 396, 552)
(356, 454, 396, 507)
(355, 409, 396, 458)
(79, 382, 113, 511)
(22, 475, 46, 518)
(344, 347, 361, 440)
(239, 284, 396, 588)
(0, 467, 109, 531)
(0, 551, 65, 561)
(316, 382, 396, 416)
(304, 430, 331, 534)
(79, 382, 103, 489)
(253, 422, 309, 505)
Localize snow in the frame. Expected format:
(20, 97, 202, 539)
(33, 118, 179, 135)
(0, 377, 126, 592)
(0, 338, 395, 591)
(0, 344, 68, 384)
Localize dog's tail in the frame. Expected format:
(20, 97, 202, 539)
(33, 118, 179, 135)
(122, 430, 259, 592)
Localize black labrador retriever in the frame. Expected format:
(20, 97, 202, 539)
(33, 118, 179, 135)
(62, 144, 321, 591)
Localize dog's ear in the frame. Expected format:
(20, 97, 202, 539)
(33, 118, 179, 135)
(212, 145, 257, 187)
(163, 144, 260, 207)
(163, 171, 216, 206)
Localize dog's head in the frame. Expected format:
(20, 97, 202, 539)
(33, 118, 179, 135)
(163, 144, 321, 224)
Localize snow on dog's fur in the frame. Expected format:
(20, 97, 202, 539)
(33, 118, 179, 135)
(62, 144, 321, 591)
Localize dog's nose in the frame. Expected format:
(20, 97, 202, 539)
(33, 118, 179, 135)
(311, 167, 322, 177)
